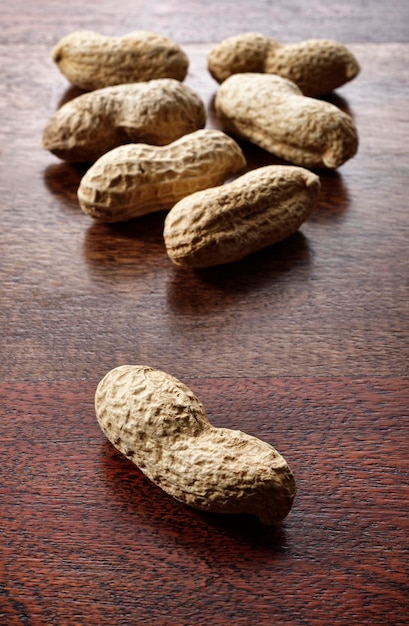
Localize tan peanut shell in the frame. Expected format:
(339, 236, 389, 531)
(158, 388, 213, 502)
(215, 73, 358, 169)
(77, 129, 246, 222)
(208, 33, 360, 97)
(42, 79, 206, 163)
(52, 30, 189, 90)
(95, 365, 296, 525)
(164, 165, 320, 268)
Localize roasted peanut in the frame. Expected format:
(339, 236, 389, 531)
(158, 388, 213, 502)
(95, 365, 296, 525)
(42, 79, 206, 163)
(52, 30, 189, 90)
(215, 73, 358, 168)
(164, 164, 320, 268)
(77, 129, 246, 222)
(208, 33, 360, 96)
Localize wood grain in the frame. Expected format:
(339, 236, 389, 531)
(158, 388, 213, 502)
(1, 378, 408, 626)
(1, 1, 408, 624)
(1, 41, 408, 380)
(2, 0, 409, 44)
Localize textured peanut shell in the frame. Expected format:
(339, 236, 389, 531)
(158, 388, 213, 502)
(77, 129, 246, 222)
(164, 165, 320, 268)
(42, 79, 206, 162)
(208, 33, 360, 96)
(95, 365, 296, 525)
(215, 73, 358, 169)
(52, 30, 189, 90)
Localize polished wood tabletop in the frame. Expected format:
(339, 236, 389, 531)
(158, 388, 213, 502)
(1, 1, 408, 624)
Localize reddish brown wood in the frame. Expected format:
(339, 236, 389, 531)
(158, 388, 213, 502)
(1, 2, 409, 624)
(1, 379, 408, 625)
(2, 0, 409, 44)
(1, 41, 408, 381)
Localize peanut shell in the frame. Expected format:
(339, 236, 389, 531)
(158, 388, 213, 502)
(164, 164, 320, 268)
(52, 30, 189, 90)
(95, 365, 297, 525)
(215, 73, 358, 168)
(77, 129, 246, 222)
(208, 33, 360, 96)
(42, 79, 206, 162)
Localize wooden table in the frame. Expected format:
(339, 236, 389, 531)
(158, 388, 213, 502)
(1, 2, 408, 624)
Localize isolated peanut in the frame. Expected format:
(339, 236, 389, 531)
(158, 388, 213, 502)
(95, 365, 296, 524)
(164, 165, 320, 268)
(208, 33, 360, 96)
(77, 129, 246, 222)
(52, 30, 189, 90)
(42, 79, 206, 163)
(215, 73, 358, 169)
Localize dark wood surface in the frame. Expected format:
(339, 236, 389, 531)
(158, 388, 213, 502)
(1, 2, 408, 624)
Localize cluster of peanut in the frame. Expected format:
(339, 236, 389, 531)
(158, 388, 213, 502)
(43, 30, 360, 524)
(43, 30, 360, 268)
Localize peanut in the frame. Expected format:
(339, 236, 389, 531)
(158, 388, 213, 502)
(208, 33, 360, 97)
(95, 365, 296, 525)
(77, 129, 246, 222)
(42, 79, 206, 163)
(52, 30, 189, 90)
(215, 73, 358, 169)
(164, 165, 320, 268)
